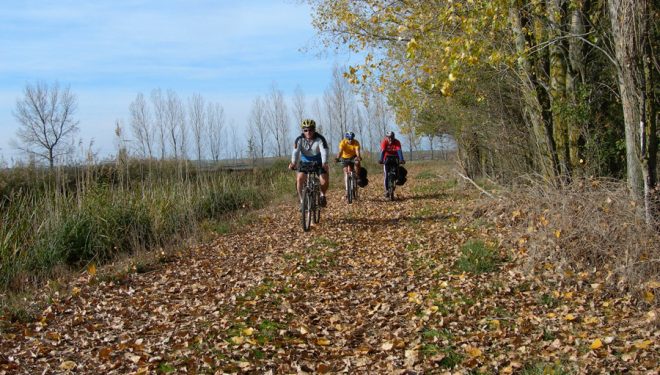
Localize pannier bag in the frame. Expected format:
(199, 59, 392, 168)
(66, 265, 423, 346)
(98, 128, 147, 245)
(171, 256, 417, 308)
(358, 167, 369, 187)
(396, 166, 408, 186)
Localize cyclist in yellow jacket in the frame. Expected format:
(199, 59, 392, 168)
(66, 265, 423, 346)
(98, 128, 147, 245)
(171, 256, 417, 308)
(335, 132, 362, 198)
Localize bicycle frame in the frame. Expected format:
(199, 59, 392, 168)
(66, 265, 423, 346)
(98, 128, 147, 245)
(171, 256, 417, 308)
(384, 156, 399, 201)
(338, 159, 358, 204)
(299, 162, 322, 231)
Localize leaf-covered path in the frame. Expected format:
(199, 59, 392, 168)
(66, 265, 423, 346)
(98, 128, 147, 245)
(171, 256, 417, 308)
(1, 163, 657, 374)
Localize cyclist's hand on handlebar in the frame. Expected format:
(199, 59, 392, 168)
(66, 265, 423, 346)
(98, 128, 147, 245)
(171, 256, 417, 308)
(322, 163, 329, 172)
(288, 162, 296, 170)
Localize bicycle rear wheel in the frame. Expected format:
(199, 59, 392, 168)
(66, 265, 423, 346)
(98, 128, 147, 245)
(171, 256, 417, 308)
(387, 172, 396, 201)
(301, 190, 313, 231)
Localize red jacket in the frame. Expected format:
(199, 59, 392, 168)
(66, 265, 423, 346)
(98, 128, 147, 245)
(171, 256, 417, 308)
(380, 138, 402, 159)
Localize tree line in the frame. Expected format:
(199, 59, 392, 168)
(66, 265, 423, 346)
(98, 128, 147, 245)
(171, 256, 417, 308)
(305, 0, 658, 224)
(12, 64, 454, 169)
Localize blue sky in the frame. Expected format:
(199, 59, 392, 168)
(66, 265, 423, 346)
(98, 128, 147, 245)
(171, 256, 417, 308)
(0, 0, 353, 161)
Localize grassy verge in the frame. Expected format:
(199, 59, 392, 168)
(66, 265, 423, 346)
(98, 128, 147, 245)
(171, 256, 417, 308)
(0, 159, 292, 295)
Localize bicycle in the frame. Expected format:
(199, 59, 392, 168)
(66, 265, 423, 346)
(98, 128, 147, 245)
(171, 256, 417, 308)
(298, 161, 322, 231)
(384, 156, 399, 201)
(336, 158, 359, 204)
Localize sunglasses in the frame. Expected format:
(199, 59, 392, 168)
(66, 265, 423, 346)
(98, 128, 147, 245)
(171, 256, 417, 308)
(303, 128, 314, 132)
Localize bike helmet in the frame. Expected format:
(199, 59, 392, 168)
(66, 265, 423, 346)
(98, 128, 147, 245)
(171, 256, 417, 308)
(345, 132, 355, 140)
(386, 131, 395, 138)
(301, 119, 316, 129)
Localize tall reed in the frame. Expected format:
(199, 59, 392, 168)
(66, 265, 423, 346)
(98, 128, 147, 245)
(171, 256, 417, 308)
(0, 159, 292, 291)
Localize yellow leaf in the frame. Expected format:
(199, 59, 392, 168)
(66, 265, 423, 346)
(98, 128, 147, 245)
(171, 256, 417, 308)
(546, 312, 556, 318)
(88, 264, 97, 276)
(554, 229, 561, 238)
(59, 361, 76, 370)
(465, 346, 482, 357)
(71, 287, 81, 296)
(643, 290, 654, 303)
(583, 316, 599, 325)
(231, 336, 244, 345)
(590, 339, 603, 350)
(317, 338, 331, 346)
(633, 339, 653, 350)
(242, 328, 254, 336)
(564, 313, 576, 321)
(489, 319, 500, 330)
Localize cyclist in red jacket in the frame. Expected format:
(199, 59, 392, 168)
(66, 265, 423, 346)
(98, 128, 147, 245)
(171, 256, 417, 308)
(378, 131, 405, 197)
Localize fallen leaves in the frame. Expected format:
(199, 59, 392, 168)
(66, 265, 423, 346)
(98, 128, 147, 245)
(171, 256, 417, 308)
(1, 163, 657, 373)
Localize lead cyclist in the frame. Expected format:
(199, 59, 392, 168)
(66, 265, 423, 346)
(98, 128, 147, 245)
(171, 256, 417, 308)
(288, 119, 330, 207)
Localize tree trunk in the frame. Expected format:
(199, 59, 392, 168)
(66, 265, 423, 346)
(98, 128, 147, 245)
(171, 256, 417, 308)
(608, 0, 658, 226)
(567, 5, 587, 172)
(509, 4, 559, 181)
(547, 0, 571, 179)
(607, 0, 646, 200)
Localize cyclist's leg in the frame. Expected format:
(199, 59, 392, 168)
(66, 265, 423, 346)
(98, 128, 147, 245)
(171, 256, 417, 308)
(319, 170, 329, 206)
(383, 163, 388, 195)
(296, 172, 307, 202)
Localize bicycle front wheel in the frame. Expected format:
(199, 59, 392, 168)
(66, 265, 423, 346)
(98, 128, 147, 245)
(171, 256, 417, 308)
(347, 174, 354, 204)
(313, 190, 321, 223)
(301, 190, 313, 231)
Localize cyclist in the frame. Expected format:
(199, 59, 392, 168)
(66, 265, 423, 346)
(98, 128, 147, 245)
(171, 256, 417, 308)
(378, 131, 405, 197)
(335, 131, 362, 199)
(289, 119, 330, 207)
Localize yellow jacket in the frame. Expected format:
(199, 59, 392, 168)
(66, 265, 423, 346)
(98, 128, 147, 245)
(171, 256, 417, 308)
(338, 138, 360, 159)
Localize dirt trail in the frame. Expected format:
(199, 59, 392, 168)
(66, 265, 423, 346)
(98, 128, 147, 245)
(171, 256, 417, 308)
(1, 162, 657, 374)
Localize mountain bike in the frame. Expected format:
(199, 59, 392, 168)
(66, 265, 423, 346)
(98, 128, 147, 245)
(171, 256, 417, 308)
(337, 158, 358, 204)
(384, 156, 399, 201)
(298, 161, 322, 231)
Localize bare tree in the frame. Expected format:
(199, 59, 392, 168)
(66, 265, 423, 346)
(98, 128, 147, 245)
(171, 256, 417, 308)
(164, 90, 185, 159)
(265, 83, 290, 157)
(292, 85, 307, 126)
(248, 96, 269, 160)
(151, 88, 167, 160)
(229, 120, 241, 163)
(13, 81, 79, 168)
(188, 93, 206, 163)
(129, 92, 153, 159)
(328, 65, 353, 139)
(207, 102, 225, 162)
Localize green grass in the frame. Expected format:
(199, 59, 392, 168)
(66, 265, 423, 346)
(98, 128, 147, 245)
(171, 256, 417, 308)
(521, 360, 574, 375)
(415, 170, 438, 180)
(454, 240, 502, 274)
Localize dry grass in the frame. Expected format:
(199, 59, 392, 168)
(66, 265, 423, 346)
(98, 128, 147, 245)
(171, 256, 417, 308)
(480, 177, 659, 301)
